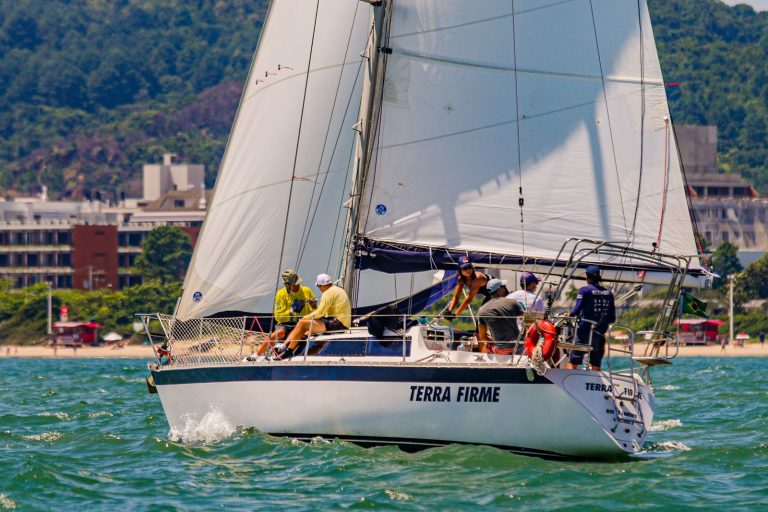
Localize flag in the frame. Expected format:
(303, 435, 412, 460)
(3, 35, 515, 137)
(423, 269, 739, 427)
(681, 292, 708, 318)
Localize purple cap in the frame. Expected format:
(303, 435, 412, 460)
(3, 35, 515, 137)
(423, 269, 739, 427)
(585, 265, 601, 280)
(458, 256, 473, 269)
(520, 272, 540, 287)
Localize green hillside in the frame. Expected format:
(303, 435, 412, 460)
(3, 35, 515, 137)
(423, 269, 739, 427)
(652, 0, 768, 191)
(0, 0, 766, 198)
(0, 0, 267, 199)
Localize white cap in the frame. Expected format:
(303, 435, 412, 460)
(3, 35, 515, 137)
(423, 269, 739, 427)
(316, 273, 333, 286)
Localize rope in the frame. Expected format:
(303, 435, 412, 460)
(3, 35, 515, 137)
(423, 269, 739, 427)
(628, 0, 646, 245)
(654, 118, 671, 251)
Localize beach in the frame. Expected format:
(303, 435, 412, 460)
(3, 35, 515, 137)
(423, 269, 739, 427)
(0, 343, 156, 359)
(1, 342, 765, 358)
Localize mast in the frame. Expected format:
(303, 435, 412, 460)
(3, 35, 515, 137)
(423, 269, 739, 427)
(341, 0, 388, 298)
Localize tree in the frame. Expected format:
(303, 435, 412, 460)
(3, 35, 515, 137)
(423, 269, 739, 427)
(134, 226, 193, 283)
(735, 252, 768, 301)
(710, 241, 742, 290)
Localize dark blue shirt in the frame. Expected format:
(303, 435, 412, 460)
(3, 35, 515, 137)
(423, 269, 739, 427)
(570, 284, 616, 342)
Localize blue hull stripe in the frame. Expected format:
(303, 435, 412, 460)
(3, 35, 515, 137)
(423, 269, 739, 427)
(151, 365, 552, 386)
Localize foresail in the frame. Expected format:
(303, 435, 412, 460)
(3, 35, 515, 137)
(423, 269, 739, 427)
(178, 0, 372, 319)
(357, 0, 700, 272)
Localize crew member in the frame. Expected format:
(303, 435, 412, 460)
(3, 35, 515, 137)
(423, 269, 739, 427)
(280, 274, 351, 359)
(566, 265, 615, 371)
(509, 272, 545, 313)
(477, 278, 523, 355)
(445, 256, 494, 320)
(254, 269, 316, 357)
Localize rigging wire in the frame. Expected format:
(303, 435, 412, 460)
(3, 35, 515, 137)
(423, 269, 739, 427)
(587, 0, 629, 303)
(588, 0, 628, 238)
(628, 0, 646, 245)
(296, 2, 362, 268)
(274, 0, 322, 298)
(352, 1, 394, 307)
(359, 2, 394, 238)
(672, 122, 711, 274)
(510, 0, 527, 266)
(654, 118, 671, 250)
(329, 124, 363, 274)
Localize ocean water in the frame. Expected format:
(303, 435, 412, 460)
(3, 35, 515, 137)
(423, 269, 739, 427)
(0, 358, 766, 511)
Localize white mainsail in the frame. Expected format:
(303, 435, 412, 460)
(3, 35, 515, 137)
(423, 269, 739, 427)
(178, 0, 372, 319)
(357, 0, 700, 271)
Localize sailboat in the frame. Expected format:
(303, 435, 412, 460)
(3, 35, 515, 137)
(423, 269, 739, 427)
(143, 0, 706, 459)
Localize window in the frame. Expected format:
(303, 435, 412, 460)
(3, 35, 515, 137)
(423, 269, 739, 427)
(174, 199, 185, 208)
(722, 232, 729, 242)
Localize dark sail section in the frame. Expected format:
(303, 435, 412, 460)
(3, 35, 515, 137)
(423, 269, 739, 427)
(355, 238, 708, 277)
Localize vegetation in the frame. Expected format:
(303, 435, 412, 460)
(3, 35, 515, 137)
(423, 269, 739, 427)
(0, 0, 267, 197)
(709, 241, 743, 289)
(0, 1, 767, 197)
(0, 280, 181, 343)
(650, 0, 768, 192)
(135, 226, 193, 283)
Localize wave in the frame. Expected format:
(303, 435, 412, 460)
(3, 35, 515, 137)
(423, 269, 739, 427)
(650, 419, 682, 431)
(385, 490, 412, 501)
(0, 493, 17, 510)
(22, 432, 62, 442)
(37, 412, 71, 421)
(168, 408, 235, 444)
(646, 440, 691, 453)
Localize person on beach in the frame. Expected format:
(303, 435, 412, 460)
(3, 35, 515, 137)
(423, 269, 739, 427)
(278, 274, 351, 359)
(721, 336, 727, 352)
(477, 279, 523, 355)
(565, 265, 615, 371)
(759, 330, 765, 348)
(445, 256, 495, 321)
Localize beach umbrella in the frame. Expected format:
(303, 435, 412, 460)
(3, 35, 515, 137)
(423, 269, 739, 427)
(102, 332, 123, 342)
(735, 333, 750, 340)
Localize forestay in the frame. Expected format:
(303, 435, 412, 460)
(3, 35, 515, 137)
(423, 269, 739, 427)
(178, 0, 372, 319)
(357, 0, 701, 272)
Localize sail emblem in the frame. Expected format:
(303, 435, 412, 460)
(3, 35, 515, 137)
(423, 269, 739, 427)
(375, 204, 387, 216)
(192, 291, 203, 303)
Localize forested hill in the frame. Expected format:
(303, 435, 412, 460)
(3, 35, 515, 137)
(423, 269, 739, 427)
(0, 0, 766, 200)
(0, 1, 268, 199)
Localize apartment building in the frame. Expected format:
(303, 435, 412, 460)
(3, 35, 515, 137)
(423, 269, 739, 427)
(676, 125, 768, 263)
(0, 154, 208, 289)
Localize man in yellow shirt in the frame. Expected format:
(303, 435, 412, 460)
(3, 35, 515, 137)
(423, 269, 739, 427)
(279, 273, 351, 359)
(253, 269, 316, 357)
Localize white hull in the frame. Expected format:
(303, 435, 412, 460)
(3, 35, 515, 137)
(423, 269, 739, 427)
(151, 340, 654, 459)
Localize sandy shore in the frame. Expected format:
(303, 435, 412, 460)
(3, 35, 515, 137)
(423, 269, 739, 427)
(0, 344, 156, 359)
(1, 342, 766, 359)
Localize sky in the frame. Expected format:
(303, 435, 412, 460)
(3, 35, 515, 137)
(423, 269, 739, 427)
(721, 0, 768, 10)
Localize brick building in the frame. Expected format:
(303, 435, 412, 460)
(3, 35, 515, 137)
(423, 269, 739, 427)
(0, 154, 209, 289)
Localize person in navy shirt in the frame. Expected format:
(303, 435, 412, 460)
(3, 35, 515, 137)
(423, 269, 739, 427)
(566, 265, 615, 371)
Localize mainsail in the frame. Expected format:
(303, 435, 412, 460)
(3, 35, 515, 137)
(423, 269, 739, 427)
(178, 0, 372, 319)
(356, 0, 701, 273)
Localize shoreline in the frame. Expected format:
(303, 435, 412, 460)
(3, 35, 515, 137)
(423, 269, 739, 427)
(1, 342, 766, 359)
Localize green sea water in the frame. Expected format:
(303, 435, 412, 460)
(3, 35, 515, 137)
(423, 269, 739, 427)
(0, 357, 766, 511)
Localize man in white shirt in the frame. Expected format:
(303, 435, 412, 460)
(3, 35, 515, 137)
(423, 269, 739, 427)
(508, 272, 545, 313)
